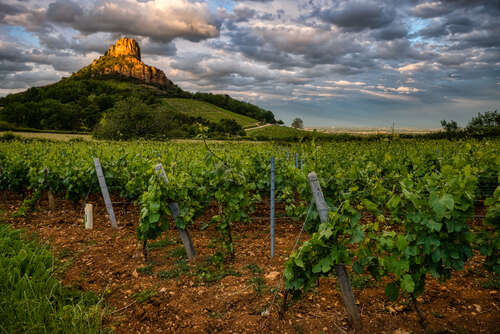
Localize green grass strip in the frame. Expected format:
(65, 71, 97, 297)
(0, 224, 109, 334)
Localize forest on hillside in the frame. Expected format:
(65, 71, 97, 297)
(0, 76, 276, 136)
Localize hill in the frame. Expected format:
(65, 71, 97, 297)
(0, 37, 277, 138)
(160, 99, 259, 129)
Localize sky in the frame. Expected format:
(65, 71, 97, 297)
(0, 0, 499, 128)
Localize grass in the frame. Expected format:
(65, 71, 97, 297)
(481, 273, 500, 289)
(131, 288, 157, 303)
(0, 131, 92, 141)
(244, 264, 264, 275)
(161, 98, 260, 128)
(246, 124, 309, 139)
(194, 255, 242, 284)
(248, 276, 267, 295)
(146, 238, 177, 250)
(0, 224, 108, 333)
(167, 246, 187, 258)
(157, 259, 192, 281)
(137, 265, 154, 276)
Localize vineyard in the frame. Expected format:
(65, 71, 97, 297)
(0, 138, 499, 333)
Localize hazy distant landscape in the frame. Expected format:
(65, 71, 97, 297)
(307, 127, 441, 135)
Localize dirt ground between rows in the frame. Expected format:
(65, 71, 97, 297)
(1, 192, 499, 334)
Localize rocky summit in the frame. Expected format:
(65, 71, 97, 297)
(73, 37, 172, 86)
(105, 38, 141, 60)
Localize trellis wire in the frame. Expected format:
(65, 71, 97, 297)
(264, 200, 314, 315)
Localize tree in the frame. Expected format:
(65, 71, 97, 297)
(291, 118, 304, 129)
(217, 119, 244, 136)
(440, 119, 458, 132)
(467, 110, 500, 130)
(93, 96, 156, 140)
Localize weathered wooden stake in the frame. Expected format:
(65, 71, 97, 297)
(308, 172, 362, 329)
(155, 163, 196, 259)
(93, 158, 118, 229)
(84, 204, 93, 230)
(44, 168, 55, 210)
(47, 191, 55, 210)
(270, 156, 275, 257)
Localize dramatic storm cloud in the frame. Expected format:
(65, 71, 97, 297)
(0, 0, 499, 127)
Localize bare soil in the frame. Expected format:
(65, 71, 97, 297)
(1, 192, 499, 334)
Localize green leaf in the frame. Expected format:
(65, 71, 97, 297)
(149, 213, 161, 224)
(430, 195, 445, 217)
(387, 195, 401, 210)
(350, 227, 364, 244)
(312, 263, 322, 273)
(283, 268, 293, 280)
(426, 219, 442, 232)
(396, 235, 407, 252)
(294, 257, 305, 269)
(150, 201, 161, 212)
(362, 199, 378, 213)
(353, 262, 363, 274)
(319, 256, 333, 273)
(441, 194, 454, 210)
(401, 275, 415, 293)
(432, 248, 442, 263)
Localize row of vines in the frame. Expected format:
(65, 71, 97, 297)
(0, 138, 499, 318)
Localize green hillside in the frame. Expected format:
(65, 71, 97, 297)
(161, 98, 259, 128)
(0, 75, 276, 139)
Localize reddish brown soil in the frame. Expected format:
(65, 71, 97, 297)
(1, 193, 499, 334)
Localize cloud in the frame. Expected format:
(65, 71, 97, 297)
(329, 80, 366, 86)
(0, 2, 26, 22)
(318, 1, 395, 31)
(45, 0, 221, 43)
(411, 0, 500, 18)
(0, 0, 499, 127)
(371, 22, 408, 40)
(386, 86, 422, 94)
(418, 14, 474, 38)
(411, 1, 453, 18)
(221, 22, 363, 70)
(397, 61, 435, 73)
(0, 60, 32, 73)
(46, 0, 83, 23)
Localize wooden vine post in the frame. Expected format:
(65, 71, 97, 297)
(308, 172, 362, 329)
(47, 191, 55, 210)
(154, 163, 196, 259)
(93, 158, 118, 230)
(44, 168, 55, 210)
(84, 204, 93, 230)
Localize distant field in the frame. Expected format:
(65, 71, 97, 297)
(0, 131, 92, 141)
(161, 98, 260, 128)
(246, 124, 310, 138)
(0, 131, 262, 143)
(309, 127, 441, 135)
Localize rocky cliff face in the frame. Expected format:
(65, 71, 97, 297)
(74, 37, 172, 86)
(105, 38, 141, 59)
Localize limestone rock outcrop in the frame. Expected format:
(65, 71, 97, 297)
(105, 38, 141, 60)
(74, 37, 172, 86)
